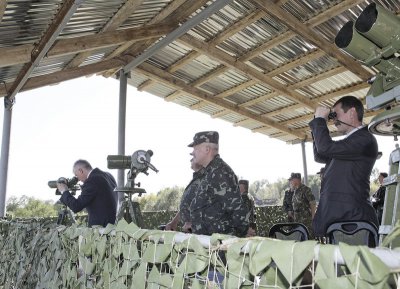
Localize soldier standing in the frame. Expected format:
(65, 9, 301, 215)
(239, 179, 256, 236)
(371, 172, 388, 225)
(165, 158, 205, 232)
(283, 183, 294, 222)
(289, 173, 316, 237)
(187, 131, 249, 237)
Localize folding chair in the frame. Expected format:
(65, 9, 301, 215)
(268, 222, 310, 241)
(326, 221, 379, 248)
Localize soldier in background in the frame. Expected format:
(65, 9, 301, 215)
(371, 172, 388, 225)
(239, 179, 256, 236)
(283, 182, 294, 222)
(165, 158, 205, 232)
(187, 131, 249, 237)
(289, 173, 316, 237)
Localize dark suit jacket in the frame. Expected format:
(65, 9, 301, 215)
(309, 118, 379, 236)
(60, 168, 117, 227)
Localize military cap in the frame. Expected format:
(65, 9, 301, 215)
(188, 131, 219, 147)
(289, 172, 301, 180)
(238, 179, 249, 186)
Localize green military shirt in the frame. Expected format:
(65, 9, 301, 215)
(292, 183, 315, 235)
(189, 155, 249, 237)
(179, 168, 205, 223)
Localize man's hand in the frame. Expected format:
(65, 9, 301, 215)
(182, 222, 192, 233)
(246, 227, 256, 237)
(56, 182, 68, 194)
(165, 221, 177, 231)
(288, 211, 294, 222)
(315, 106, 330, 120)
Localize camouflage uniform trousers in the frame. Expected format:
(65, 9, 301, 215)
(292, 183, 315, 238)
(283, 189, 294, 222)
(190, 155, 249, 237)
(241, 194, 256, 229)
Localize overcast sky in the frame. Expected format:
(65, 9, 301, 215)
(0, 75, 397, 202)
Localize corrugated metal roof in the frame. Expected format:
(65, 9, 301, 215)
(0, 0, 398, 143)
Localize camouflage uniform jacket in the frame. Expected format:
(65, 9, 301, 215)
(292, 183, 315, 232)
(179, 168, 205, 223)
(190, 155, 249, 237)
(241, 193, 256, 224)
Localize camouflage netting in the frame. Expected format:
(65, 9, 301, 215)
(1, 218, 400, 289)
(142, 206, 286, 236)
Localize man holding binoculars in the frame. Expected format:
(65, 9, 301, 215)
(309, 95, 379, 238)
(57, 159, 117, 227)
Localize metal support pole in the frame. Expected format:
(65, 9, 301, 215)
(380, 143, 400, 246)
(117, 71, 128, 206)
(301, 141, 308, 185)
(0, 103, 13, 217)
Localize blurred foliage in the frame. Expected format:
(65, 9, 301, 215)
(140, 207, 287, 237)
(6, 195, 57, 218)
(250, 175, 321, 206)
(142, 210, 177, 229)
(137, 186, 184, 211)
(370, 167, 382, 196)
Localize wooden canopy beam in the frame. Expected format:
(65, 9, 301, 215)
(66, 0, 145, 69)
(0, 24, 173, 68)
(0, 0, 7, 23)
(102, 0, 210, 77)
(179, 34, 317, 110)
(5, 0, 82, 102)
(251, 0, 372, 81)
(136, 62, 306, 139)
(241, 0, 366, 62)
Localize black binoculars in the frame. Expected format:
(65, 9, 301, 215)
(328, 111, 337, 120)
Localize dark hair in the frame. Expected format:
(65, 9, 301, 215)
(380, 172, 388, 178)
(239, 179, 249, 188)
(333, 96, 364, 121)
(73, 159, 92, 170)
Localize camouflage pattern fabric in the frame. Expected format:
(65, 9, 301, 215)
(241, 193, 256, 225)
(179, 168, 205, 223)
(283, 189, 294, 213)
(190, 155, 249, 237)
(292, 183, 315, 236)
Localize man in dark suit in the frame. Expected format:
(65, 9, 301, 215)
(57, 159, 117, 227)
(309, 96, 379, 237)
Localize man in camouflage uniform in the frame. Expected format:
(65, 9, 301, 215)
(188, 131, 249, 237)
(289, 173, 316, 237)
(165, 158, 205, 232)
(239, 179, 256, 236)
(283, 184, 294, 222)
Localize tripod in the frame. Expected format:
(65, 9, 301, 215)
(116, 188, 146, 227)
(56, 205, 76, 225)
(109, 149, 159, 227)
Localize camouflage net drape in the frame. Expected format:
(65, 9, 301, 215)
(1, 218, 400, 289)
(142, 206, 286, 236)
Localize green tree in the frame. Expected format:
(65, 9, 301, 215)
(6, 195, 57, 218)
(137, 186, 184, 211)
(250, 178, 288, 206)
(307, 174, 321, 201)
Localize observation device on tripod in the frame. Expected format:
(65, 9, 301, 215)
(48, 176, 80, 225)
(335, 3, 400, 246)
(107, 150, 158, 226)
